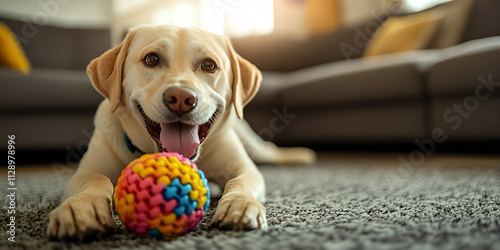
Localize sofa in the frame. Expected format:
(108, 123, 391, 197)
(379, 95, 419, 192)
(232, 0, 500, 148)
(0, 18, 107, 153)
(1, 0, 499, 157)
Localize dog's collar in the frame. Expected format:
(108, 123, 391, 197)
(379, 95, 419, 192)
(124, 132, 146, 155)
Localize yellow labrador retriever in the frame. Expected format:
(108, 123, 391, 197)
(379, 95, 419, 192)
(47, 25, 316, 241)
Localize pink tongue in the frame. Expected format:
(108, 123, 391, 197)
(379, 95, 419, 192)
(160, 122, 199, 158)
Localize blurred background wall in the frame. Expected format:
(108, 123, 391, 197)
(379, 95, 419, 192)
(0, 0, 452, 43)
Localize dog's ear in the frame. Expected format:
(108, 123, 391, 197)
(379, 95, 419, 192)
(227, 38, 262, 120)
(87, 29, 138, 112)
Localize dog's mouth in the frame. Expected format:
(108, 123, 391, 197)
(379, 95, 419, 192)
(137, 104, 212, 160)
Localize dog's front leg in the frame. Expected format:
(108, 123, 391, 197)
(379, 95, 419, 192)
(201, 130, 267, 230)
(47, 107, 128, 241)
(47, 172, 116, 241)
(47, 143, 124, 241)
(212, 171, 267, 230)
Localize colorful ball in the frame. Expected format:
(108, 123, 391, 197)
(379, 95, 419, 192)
(113, 152, 210, 238)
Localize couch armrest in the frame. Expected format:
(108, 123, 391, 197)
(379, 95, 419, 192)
(276, 50, 442, 108)
(0, 68, 102, 111)
(428, 36, 500, 97)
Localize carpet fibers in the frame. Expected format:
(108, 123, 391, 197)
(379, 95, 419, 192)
(1, 153, 499, 249)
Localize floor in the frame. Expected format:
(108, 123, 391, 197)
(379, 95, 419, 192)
(5, 151, 500, 176)
(3, 151, 499, 249)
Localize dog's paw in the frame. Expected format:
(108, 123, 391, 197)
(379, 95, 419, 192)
(210, 193, 267, 231)
(47, 192, 115, 241)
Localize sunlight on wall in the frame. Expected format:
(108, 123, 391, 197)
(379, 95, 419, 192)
(223, 0, 274, 37)
(151, 4, 197, 29)
(149, 0, 274, 37)
(0, 0, 111, 28)
(405, 0, 452, 11)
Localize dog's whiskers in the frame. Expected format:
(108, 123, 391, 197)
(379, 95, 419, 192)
(208, 105, 224, 126)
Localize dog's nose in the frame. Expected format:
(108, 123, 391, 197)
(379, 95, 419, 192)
(163, 87, 198, 116)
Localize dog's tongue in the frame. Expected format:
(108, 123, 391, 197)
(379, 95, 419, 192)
(160, 122, 199, 158)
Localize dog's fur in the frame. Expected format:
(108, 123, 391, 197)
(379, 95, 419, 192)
(47, 25, 316, 241)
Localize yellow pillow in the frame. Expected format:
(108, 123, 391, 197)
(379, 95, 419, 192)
(0, 22, 31, 74)
(363, 10, 443, 57)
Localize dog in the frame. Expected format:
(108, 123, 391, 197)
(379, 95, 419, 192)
(47, 25, 316, 241)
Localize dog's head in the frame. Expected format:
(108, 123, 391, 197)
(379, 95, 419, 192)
(87, 25, 261, 160)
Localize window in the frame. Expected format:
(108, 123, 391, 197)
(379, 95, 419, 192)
(149, 0, 274, 37)
(404, 0, 452, 12)
(205, 0, 275, 37)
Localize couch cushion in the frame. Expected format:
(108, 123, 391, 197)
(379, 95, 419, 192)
(271, 102, 426, 143)
(231, 14, 390, 72)
(427, 0, 474, 49)
(231, 25, 361, 72)
(0, 68, 103, 111)
(0, 17, 110, 70)
(427, 36, 500, 97)
(462, 0, 500, 42)
(363, 10, 443, 57)
(248, 72, 289, 108)
(430, 97, 500, 140)
(0, 113, 95, 150)
(277, 50, 442, 108)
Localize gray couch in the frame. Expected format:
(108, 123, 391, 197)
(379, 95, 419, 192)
(0, 18, 107, 152)
(233, 0, 500, 147)
(1, 0, 499, 156)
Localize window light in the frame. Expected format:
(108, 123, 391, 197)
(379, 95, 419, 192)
(405, 0, 452, 12)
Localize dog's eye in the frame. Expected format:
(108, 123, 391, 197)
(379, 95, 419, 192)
(201, 59, 217, 73)
(144, 53, 160, 67)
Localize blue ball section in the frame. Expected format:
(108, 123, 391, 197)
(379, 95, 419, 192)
(147, 229, 162, 239)
(198, 169, 210, 212)
(163, 178, 198, 217)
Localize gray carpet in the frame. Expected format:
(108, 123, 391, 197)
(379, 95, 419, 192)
(1, 153, 500, 250)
